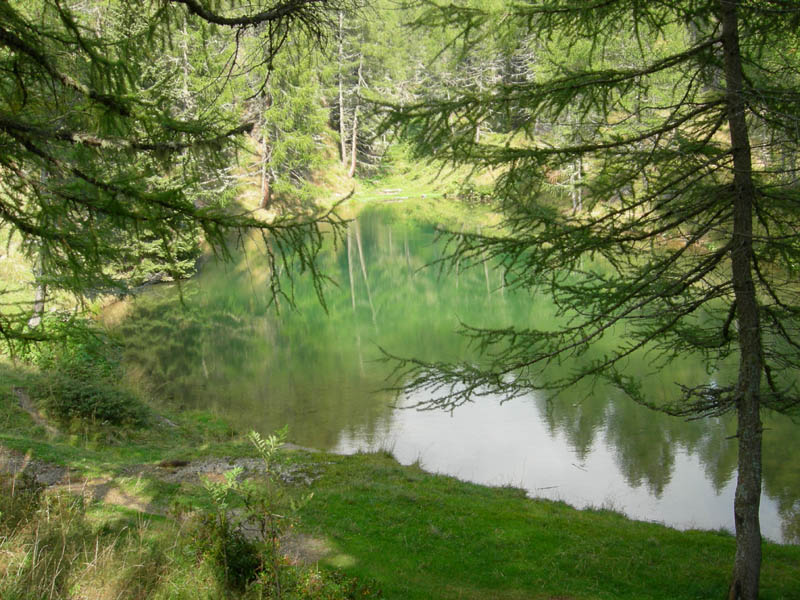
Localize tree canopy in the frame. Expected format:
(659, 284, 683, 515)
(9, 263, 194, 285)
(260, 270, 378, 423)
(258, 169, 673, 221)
(383, 1, 800, 597)
(0, 0, 349, 344)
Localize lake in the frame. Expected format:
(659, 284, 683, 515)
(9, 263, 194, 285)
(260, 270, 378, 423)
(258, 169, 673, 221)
(111, 205, 800, 544)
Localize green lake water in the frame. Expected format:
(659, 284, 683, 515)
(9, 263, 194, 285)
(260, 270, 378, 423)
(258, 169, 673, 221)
(112, 206, 800, 544)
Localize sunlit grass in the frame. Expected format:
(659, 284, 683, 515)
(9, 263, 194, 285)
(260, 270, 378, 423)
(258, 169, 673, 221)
(299, 452, 800, 600)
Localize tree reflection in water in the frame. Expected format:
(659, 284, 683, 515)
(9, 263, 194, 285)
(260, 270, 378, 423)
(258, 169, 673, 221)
(112, 206, 799, 543)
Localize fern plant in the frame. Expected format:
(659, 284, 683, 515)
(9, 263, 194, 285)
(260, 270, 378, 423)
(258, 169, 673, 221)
(199, 427, 313, 598)
(244, 427, 313, 599)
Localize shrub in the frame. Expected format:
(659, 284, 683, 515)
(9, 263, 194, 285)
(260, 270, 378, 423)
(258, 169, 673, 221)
(26, 321, 120, 380)
(192, 429, 385, 599)
(193, 509, 262, 593)
(25, 324, 149, 430)
(33, 371, 148, 428)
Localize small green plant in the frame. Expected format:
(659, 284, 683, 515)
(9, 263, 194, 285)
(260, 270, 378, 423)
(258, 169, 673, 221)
(194, 427, 384, 598)
(243, 427, 313, 599)
(196, 427, 318, 598)
(200, 465, 262, 592)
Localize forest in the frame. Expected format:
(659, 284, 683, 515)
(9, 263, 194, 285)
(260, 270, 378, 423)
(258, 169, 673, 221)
(1, 1, 800, 599)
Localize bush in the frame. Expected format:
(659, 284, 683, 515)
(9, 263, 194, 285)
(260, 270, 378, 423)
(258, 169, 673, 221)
(24, 325, 149, 430)
(26, 321, 120, 380)
(33, 371, 148, 428)
(193, 511, 262, 593)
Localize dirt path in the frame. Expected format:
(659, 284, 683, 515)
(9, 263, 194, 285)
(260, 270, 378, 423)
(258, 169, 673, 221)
(1, 446, 318, 504)
(0, 444, 330, 563)
(1, 390, 330, 563)
(12, 386, 60, 436)
(3, 389, 313, 511)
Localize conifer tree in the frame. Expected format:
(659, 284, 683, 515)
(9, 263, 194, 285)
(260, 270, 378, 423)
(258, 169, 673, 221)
(0, 0, 347, 343)
(330, 0, 441, 176)
(248, 40, 329, 210)
(385, 1, 800, 597)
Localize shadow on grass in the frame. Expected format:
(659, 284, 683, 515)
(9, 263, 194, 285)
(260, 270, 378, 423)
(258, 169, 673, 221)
(0, 480, 211, 600)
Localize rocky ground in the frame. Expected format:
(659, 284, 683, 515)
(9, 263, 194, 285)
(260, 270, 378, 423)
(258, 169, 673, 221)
(1, 391, 332, 564)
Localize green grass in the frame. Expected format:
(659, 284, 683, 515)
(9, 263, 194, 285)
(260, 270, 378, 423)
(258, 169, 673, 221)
(299, 452, 800, 600)
(0, 358, 263, 480)
(0, 368, 380, 598)
(0, 483, 239, 600)
(340, 145, 503, 232)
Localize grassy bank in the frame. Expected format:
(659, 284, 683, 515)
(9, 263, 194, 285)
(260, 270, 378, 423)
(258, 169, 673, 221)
(345, 150, 502, 232)
(1, 360, 799, 600)
(302, 453, 799, 600)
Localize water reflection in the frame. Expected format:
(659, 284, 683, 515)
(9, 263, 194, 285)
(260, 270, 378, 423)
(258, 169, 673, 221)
(335, 391, 784, 542)
(112, 205, 799, 543)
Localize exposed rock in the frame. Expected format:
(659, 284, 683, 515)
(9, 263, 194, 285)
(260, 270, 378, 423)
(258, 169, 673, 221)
(0, 446, 73, 486)
(153, 456, 321, 487)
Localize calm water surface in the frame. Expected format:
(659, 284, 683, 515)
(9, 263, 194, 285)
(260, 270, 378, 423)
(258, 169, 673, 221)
(113, 206, 800, 544)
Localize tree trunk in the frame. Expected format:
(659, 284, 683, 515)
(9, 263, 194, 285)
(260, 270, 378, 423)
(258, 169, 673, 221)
(348, 54, 363, 179)
(337, 11, 347, 165)
(260, 133, 271, 210)
(720, 2, 763, 598)
(348, 103, 359, 178)
(260, 92, 273, 210)
(28, 170, 48, 329)
(28, 258, 46, 329)
(346, 225, 356, 311)
(179, 21, 193, 116)
(354, 220, 376, 329)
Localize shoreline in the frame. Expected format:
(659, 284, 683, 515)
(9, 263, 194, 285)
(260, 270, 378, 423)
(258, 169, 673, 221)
(1, 391, 798, 599)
